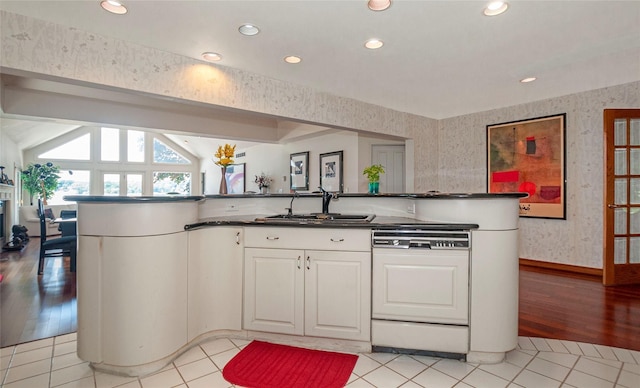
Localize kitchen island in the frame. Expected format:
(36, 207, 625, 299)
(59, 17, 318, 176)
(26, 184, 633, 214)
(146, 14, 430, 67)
(68, 192, 525, 377)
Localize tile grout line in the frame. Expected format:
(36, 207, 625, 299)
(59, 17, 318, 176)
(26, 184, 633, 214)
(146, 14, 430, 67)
(0, 347, 15, 387)
(612, 362, 625, 388)
(556, 353, 583, 388)
(3, 336, 640, 388)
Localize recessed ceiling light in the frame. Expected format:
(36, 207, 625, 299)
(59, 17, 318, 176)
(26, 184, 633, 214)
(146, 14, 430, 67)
(284, 56, 302, 64)
(365, 39, 384, 49)
(202, 52, 222, 62)
(484, 1, 509, 16)
(520, 77, 537, 83)
(368, 0, 391, 11)
(100, 0, 128, 15)
(238, 24, 260, 36)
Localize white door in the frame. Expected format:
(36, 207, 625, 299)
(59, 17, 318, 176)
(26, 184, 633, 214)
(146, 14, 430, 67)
(243, 248, 304, 335)
(187, 227, 243, 341)
(305, 250, 371, 341)
(372, 145, 405, 193)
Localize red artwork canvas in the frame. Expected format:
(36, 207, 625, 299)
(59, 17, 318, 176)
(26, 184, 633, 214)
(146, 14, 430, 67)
(487, 114, 566, 219)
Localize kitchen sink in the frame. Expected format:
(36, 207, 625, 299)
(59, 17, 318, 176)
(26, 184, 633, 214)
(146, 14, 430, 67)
(257, 213, 376, 223)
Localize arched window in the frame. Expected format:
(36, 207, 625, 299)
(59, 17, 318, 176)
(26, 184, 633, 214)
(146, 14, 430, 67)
(25, 127, 198, 203)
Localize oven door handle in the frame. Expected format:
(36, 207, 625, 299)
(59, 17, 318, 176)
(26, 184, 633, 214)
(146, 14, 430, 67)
(409, 240, 432, 249)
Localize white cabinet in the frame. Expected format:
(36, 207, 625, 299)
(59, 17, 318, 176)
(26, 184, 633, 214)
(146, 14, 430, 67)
(304, 249, 370, 340)
(244, 248, 304, 335)
(187, 227, 243, 341)
(78, 233, 189, 367)
(243, 228, 371, 341)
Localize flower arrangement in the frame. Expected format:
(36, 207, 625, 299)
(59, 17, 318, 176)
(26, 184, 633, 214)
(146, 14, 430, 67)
(254, 173, 273, 189)
(214, 143, 236, 167)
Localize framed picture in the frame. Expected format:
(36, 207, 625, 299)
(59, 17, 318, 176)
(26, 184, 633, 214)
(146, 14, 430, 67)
(290, 151, 309, 191)
(319, 151, 343, 192)
(487, 113, 566, 219)
(225, 163, 246, 194)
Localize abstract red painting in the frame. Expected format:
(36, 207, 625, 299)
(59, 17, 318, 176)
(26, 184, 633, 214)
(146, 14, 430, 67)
(487, 114, 566, 219)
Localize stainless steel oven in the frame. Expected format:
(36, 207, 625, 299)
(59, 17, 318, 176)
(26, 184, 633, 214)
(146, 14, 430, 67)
(371, 228, 471, 356)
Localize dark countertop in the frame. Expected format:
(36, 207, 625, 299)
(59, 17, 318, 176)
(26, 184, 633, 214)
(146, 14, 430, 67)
(204, 192, 527, 199)
(64, 195, 204, 202)
(184, 215, 479, 231)
(66, 192, 527, 202)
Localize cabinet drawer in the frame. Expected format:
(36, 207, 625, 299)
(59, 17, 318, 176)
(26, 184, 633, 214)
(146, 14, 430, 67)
(244, 227, 370, 251)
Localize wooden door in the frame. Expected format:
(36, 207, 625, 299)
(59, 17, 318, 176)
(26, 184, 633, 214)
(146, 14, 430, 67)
(603, 109, 640, 285)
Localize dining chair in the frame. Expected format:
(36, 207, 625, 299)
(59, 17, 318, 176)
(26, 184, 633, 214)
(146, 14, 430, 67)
(38, 200, 77, 275)
(58, 209, 77, 237)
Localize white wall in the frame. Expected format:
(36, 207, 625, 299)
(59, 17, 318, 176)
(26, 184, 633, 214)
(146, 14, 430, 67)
(203, 131, 376, 194)
(4, 11, 639, 270)
(286, 131, 359, 193)
(438, 81, 640, 269)
(0, 126, 23, 227)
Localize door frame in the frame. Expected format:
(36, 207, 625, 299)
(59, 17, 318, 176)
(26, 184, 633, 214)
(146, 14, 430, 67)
(603, 109, 640, 286)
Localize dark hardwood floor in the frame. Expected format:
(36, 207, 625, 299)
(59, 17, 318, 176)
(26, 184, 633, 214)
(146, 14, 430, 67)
(518, 264, 640, 351)
(1, 238, 76, 348)
(1, 239, 640, 351)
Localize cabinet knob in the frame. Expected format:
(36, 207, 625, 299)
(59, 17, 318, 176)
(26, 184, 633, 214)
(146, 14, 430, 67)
(266, 236, 280, 240)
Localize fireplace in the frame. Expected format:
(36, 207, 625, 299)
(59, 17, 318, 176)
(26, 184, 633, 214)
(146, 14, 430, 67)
(0, 184, 14, 248)
(0, 200, 4, 247)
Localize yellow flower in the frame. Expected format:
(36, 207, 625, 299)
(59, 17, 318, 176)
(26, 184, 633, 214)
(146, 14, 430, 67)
(214, 144, 236, 167)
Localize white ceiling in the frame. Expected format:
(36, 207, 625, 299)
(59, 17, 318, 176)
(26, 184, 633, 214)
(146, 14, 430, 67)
(1, 0, 639, 154)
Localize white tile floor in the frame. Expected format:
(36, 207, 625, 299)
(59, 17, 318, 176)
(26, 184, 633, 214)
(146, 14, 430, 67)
(1, 334, 639, 388)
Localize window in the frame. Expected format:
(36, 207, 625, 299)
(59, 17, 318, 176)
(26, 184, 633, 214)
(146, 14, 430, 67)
(153, 172, 191, 195)
(103, 173, 120, 195)
(39, 134, 91, 160)
(49, 170, 91, 205)
(127, 130, 145, 162)
(31, 128, 198, 197)
(127, 174, 143, 196)
(101, 128, 120, 161)
(153, 139, 190, 164)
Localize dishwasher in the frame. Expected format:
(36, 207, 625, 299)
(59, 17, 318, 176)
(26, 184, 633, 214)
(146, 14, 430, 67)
(371, 228, 471, 358)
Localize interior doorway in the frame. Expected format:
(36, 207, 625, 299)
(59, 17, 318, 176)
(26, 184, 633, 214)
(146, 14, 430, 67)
(603, 109, 640, 286)
(372, 145, 405, 193)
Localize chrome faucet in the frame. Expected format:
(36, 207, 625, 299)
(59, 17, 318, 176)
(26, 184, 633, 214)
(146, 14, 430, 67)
(318, 186, 335, 214)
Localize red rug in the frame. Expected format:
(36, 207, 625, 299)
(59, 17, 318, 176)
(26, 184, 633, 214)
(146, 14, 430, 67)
(222, 340, 358, 388)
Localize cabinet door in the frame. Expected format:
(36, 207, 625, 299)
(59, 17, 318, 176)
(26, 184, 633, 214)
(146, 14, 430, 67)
(187, 227, 243, 341)
(305, 250, 371, 341)
(244, 248, 304, 335)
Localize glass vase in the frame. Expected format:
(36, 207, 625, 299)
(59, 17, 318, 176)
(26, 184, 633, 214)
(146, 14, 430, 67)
(368, 181, 379, 194)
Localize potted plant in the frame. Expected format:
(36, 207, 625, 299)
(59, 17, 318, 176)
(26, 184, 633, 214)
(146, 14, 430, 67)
(363, 164, 385, 194)
(21, 162, 61, 205)
(254, 172, 273, 194)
